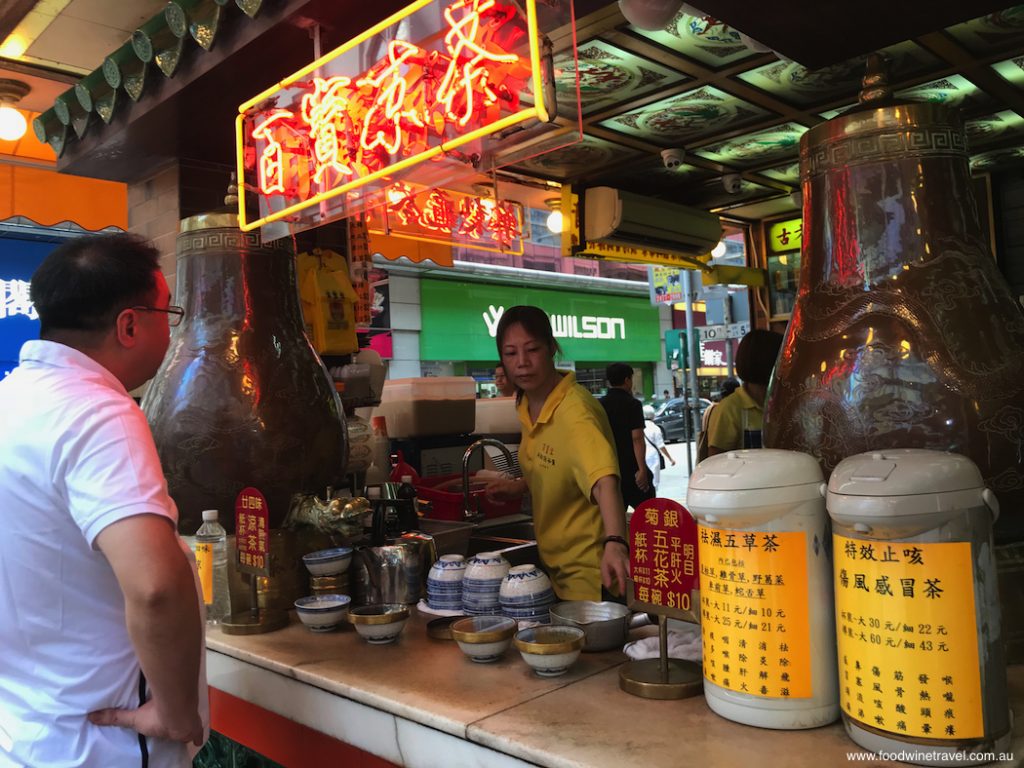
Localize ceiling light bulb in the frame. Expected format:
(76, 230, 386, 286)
(0, 106, 27, 141)
(711, 240, 727, 259)
(546, 210, 563, 234)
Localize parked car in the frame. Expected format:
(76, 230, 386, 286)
(653, 397, 713, 443)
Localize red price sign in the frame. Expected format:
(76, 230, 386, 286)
(235, 487, 270, 576)
(630, 498, 699, 614)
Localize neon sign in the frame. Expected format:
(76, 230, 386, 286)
(0, 280, 38, 321)
(367, 183, 523, 253)
(237, 0, 551, 233)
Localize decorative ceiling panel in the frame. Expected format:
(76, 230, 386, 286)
(736, 41, 938, 107)
(511, 134, 644, 181)
(592, 159, 715, 196)
(971, 146, 1024, 171)
(943, 6, 1024, 55)
(759, 162, 800, 185)
(694, 122, 808, 169)
(894, 74, 992, 111)
(680, 179, 777, 210)
(554, 39, 688, 117)
(992, 55, 1024, 87)
(597, 84, 771, 146)
(966, 110, 1024, 150)
(626, 12, 760, 69)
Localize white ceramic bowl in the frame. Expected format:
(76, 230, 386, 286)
(514, 626, 585, 677)
(450, 615, 517, 663)
(464, 551, 511, 582)
(347, 603, 410, 644)
(499, 564, 552, 600)
(428, 554, 467, 582)
(294, 594, 351, 632)
(302, 547, 353, 577)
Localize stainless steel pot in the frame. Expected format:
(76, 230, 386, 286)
(549, 601, 651, 652)
(351, 540, 422, 606)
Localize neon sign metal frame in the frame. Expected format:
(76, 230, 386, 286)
(235, 0, 550, 233)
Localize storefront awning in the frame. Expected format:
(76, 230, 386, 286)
(368, 232, 453, 268)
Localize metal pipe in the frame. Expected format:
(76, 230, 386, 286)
(462, 438, 515, 521)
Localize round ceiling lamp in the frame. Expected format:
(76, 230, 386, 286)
(618, 0, 684, 31)
(544, 198, 563, 234)
(0, 79, 31, 142)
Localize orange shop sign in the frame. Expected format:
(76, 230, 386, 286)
(236, 0, 551, 233)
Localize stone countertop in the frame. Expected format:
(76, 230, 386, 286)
(207, 612, 1024, 768)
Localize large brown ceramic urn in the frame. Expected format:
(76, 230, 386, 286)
(143, 212, 348, 534)
(763, 86, 1024, 545)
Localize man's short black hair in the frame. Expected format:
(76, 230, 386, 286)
(31, 233, 162, 336)
(606, 362, 634, 386)
(735, 330, 784, 386)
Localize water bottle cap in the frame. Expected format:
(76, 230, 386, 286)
(201, 509, 219, 522)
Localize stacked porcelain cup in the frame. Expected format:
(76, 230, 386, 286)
(461, 552, 511, 616)
(499, 564, 555, 623)
(426, 554, 466, 611)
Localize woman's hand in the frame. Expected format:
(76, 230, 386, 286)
(484, 477, 526, 503)
(601, 540, 630, 596)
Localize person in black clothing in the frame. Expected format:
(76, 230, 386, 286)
(599, 363, 654, 509)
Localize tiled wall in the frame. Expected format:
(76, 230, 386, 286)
(128, 163, 181, 298)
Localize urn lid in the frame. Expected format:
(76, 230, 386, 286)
(828, 449, 983, 498)
(688, 449, 824, 492)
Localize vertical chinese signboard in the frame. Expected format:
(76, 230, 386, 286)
(765, 216, 802, 320)
(235, 487, 270, 576)
(237, 0, 572, 235)
(698, 526, 812, 698)
(630, 499, 699, 615)
(834, 535, 983, 739)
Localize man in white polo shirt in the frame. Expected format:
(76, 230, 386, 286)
(0, 233, 206, 767)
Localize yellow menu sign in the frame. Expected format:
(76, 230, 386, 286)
(834, 535, 982, 740)
(698, 527, 811, 698)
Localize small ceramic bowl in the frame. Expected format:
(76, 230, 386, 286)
(450, 615, 517, 663)
(428, 554, 467, 582)
(499, 564, 552, 600)
(464, 551, 511, 582)
(347, 603, 410, 644)
(302, 547, 353, 577)
(514, 626, 585, 677)
(294, 594, 351, 632)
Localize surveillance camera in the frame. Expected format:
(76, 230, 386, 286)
(661, 148, 685, 170)
(722, 173, 743, 194)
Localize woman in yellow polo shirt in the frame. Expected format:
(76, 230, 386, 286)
(484, 306, 630, 601)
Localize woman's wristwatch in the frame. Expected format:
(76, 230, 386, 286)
(603, 535, 629, 552)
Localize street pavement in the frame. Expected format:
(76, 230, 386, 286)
(650, 438, 698, 507)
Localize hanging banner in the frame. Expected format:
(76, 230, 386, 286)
(236, 0, 567, 234)
(649, 266, 684, 305)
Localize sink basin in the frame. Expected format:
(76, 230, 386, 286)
(468, 516, 537, 564)
(474, 519, 535, 540)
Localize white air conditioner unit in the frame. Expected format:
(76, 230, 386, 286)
(583, 186, 723, 256)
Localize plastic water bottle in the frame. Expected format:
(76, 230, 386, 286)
(195, 509, 230, 625)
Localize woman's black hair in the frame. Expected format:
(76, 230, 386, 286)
(494, 305, 562, 358)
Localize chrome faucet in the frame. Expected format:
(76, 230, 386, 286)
(462, 438, 514, 521)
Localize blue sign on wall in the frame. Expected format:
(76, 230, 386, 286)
(0, 235, 63, 378)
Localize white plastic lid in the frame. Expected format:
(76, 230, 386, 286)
(688, 449, 824, 491)
(366, 486, 381, 498)
(201, 509, 219, 522)
(401, 475, 413, 484)
(828, 449, 983, 498)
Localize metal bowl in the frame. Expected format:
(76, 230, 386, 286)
(549, 601, 633, 652)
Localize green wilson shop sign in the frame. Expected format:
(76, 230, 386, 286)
(420, 279, 661, 362)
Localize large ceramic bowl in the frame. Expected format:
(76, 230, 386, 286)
(347, 603, 410, 644)
(294, 594, 351, 632)
(428, 554, 467, 582)
(514, 626, 585, 677)
(464, 551, 511, 583)
(450, 615, 517, 663)
(499, 564, 553, 600)
(302, 546, 353, 577)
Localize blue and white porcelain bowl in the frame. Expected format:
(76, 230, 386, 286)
(302, 547, 353, 577)
(464, 552, 511, 582)
(294, 594, 351, 632)
(428, 554, 467, 583)
(450, 615, 517, 662)
(499, 564, 552, 600)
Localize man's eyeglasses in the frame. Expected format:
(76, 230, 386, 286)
(132, 305, 185, 327)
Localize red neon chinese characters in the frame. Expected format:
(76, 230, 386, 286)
(300, 76, 356, 185)
(246, 0, 531, 199)
(419, 190, 458, 232)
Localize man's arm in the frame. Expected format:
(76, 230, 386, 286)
(89, 514, 203, 746)
(630, 427, 649, 490)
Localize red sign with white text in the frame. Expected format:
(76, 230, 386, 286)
(235, 487, 270, 576)
(630, 498, 699, 613)
(236, 0, 553, 233)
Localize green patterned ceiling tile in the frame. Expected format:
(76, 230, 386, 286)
(966, 110, 1024, 149)
(894, 74, 990, 110)
(818, 105, 851, 120)
(628, 12, 759, 68)
(681, 179, 775, 210)
(597, 84, 770, 146)
(554, 39, 687, 116)
(512, 134, 644, 180)
(945, 6, 1024, 55)
(695, 122, 807, 169)
(760, 162, 800, 185)
(993, 55, 1024, 88)
(971, 145, 1024, 171)
(736, 41, 938, 107)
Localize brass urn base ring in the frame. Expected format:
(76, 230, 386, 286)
(220, 608, 289, 635)
(618, 659, 704, 700)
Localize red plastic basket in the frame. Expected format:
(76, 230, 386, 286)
(391, 454, 519, 521)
